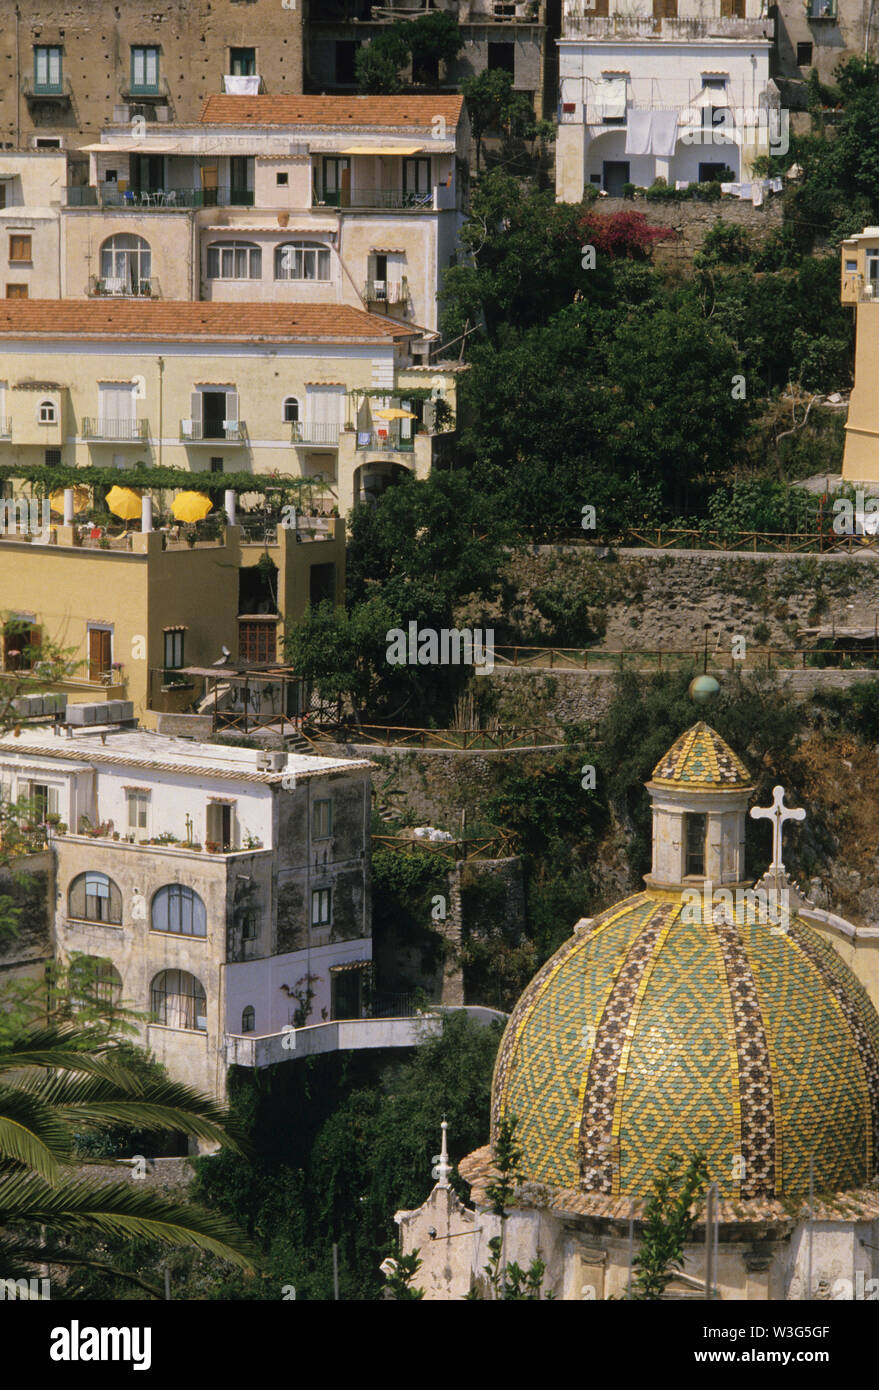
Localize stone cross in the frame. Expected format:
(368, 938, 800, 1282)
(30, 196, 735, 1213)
(750, 786, 805, 871)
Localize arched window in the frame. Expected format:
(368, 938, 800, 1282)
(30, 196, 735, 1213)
(69, 954, 123, 1008)
(151, 884, 207, 938)
(39, 400, 56, 423)
(100, 233, 151, 292)
(206, 241, 261, 279)
(241, 1005, 255, 1033)
(68, 871, 123, 924)
(274, 241, 331, 282)
(150, 969, 207, 1031)
(283, 396, 299, 423)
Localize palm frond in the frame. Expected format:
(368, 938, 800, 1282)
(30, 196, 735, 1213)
(0, 1170, 258, 1269)
(0, 1237, 163, 1298)
(20, 1072, 250, 1154)
(0, 1088, 70, 1178)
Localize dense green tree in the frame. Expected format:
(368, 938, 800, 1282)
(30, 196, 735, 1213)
(356, 12, 462, 94)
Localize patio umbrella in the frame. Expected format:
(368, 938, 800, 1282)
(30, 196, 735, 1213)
(106, 485, 143, 521)
(49, 486, 90, 515)
(172, 491, 213, 523)
(373, 408, 416, 420)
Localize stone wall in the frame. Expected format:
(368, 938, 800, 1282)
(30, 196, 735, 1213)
(0, 0, 304, 153)
(599, 194, 784, 265)
(470, 547, 879, 655)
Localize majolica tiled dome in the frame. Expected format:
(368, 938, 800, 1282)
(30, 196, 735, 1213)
(492, 891, 879, 1201)
(650, 721, 752, 790)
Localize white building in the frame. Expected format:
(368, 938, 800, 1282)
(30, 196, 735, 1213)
(0, 719, 376, 1100)
(556, 1, 777, 199)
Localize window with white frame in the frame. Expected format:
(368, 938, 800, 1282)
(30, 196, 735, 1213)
(274, 241, 331, 281)
(38, 400, 56, 424)
(283, 396, 300, 423)
(311, 887, 332, 928)
(125, 788, 150, 835)
(206, 241, 261, 279)
(20, 779, 59, 824)
(312, 798, 333, 839)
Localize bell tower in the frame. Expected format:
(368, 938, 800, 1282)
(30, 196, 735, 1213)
(643, 723, 754, 892)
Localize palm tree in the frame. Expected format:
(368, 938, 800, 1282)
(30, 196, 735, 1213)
(0, 1022, 257, 1296)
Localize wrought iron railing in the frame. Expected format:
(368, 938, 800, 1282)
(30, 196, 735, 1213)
(180, 420, 246, 443)
(81, 416, 149, 441)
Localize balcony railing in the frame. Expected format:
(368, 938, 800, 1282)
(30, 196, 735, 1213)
(81, 417, 149, 442)
(180, 420, 247, 443)
(22, 76, 73, 103)
(317, 187, 434, 210)
(70, 186, 255, 210)
(355, 429, 416, 453)
(88, 275, 161, 299)
(363, 278, 408, 305)
(291, 422, 340, 446)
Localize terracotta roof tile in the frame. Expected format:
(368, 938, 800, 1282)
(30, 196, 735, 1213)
(199, 94, 464, 129)
(0, 300, 412, 343)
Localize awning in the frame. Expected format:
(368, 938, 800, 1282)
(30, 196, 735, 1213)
(339, 145, 423, 156)
(329, 959, 372, 973)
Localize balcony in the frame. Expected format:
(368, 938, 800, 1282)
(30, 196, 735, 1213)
(291, 422, 340, 446)
(81, 417, 149, 443)
(180, 420, 247, 444)
(808, 0, 836, 16)
(87, 275, 161, 299)
(68, 186, 254, 211)
(22, 76, 73, 104)
(355, 428, 416, 453)
(316, 187, 434, 211)
(560, 13, 774, 40)
(363, 278, 408, 306)
(0, 418, 11, 440)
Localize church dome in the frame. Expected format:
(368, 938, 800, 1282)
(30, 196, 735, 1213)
(491, 726, 879, 1203)
(492, 891, 879, 1200)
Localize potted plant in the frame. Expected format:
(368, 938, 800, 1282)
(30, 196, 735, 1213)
(205, 839, 220, 853)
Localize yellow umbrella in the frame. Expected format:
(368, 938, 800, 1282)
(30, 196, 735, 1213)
(373, 408, 417, 420)
(172, 491, 213, 523)
(49, 485, 90, 516)
(105, 485, 143, 521)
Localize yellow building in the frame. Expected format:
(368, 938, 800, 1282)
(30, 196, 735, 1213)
(0, 508, 345, 728)
(0, 151, 67, 302)
(840, 226, 879, 480)
(0, 299, 461, 512)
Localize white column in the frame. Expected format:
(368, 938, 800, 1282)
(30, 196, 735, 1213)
(141, 495, 153, 533)
(63, 488, 74, 525)
(224, 489, 236, 525)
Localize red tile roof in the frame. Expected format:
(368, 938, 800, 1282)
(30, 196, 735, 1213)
(0, 301, 413, 343)
(199, 94, 464, 129)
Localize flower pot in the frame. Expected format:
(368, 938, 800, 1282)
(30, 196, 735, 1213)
(277, 211, 290, 228)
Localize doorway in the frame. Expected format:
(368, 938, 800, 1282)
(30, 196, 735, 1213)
(202, 391, 227, 440)
(602, 160, 630, 196)
(88, 627, 112, 683)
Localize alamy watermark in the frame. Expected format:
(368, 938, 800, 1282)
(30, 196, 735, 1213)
(0, 496, 51, 540)
(678, 106, 789, 157)
(681, 881, 791, 934)
(385, 623, 494, 674)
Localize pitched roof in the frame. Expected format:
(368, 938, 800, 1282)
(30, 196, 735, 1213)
(650, 721, 753, 791)
(199, 94, 464, 129)
(0, 301, 413, 344)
